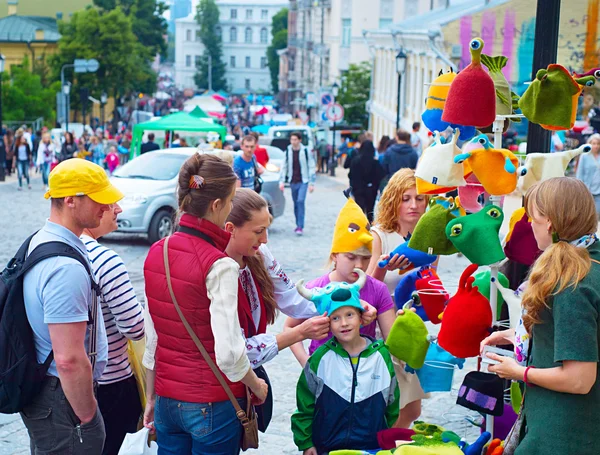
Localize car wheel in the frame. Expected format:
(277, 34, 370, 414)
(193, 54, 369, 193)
(148, 209, 174, 244)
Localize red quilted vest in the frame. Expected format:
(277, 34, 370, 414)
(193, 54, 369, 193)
(144, 214, 260, 403)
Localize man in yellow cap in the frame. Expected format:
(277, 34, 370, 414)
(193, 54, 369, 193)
(21, 159, 123, 454)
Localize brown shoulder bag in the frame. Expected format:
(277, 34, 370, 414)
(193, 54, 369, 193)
(162, 237, 259, 451)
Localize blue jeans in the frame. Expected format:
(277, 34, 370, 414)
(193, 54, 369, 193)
(41, 162, 51, 185)
(290, 182, 308, 229)
(17, 159, 30, 187)
(155, 395, 245, 455)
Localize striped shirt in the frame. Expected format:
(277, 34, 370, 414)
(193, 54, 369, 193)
(81, 235, 145, 385)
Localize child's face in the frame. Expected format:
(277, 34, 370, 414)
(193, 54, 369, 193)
(330, 306, 361, 344)
(332, 253, 370, 282)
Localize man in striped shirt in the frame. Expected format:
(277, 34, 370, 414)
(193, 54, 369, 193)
(81, 203, 145, 455)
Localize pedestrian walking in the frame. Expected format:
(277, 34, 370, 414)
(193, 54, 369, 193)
(279, 132, 316, 235)
(366, 168, 431, 428)
(576, 133, 600, 216)
(410, 122, 423, 156)
(81, 203, 145, 455)
(349, 140, 386, 222)
(234, 134, 264, 190)
(316, 137, 330, 173)
(60, 132, 77, 162)
(13, 135, 32, 190)
(142, 154, 268, 454)
(20, 158, 124, 454)
(90, 136, 105, 166)
(4, 128, 14, 176)
(250, 132, 269, 167)
(36, 132, 57, 189)
(482, 177, 600, 455)
(381, 130, 419, 179)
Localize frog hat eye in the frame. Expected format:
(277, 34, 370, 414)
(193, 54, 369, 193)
(449, 223, 463, 237)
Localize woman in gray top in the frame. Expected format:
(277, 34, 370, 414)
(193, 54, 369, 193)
(576, 133, 600, 216)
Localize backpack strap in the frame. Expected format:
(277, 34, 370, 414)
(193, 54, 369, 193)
(21, 241, 101, 372)
(177, 226, 216, 247)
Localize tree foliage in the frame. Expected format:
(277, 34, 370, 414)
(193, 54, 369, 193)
(337, 61, 372, 129)
(194, 0, 227, 91)
(94, 0, 167, 55)
(2, 57, 60, 123)
(266, 8, 288, 93)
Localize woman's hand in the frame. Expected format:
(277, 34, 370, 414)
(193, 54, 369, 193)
(303, 448, 318, 455)
(396, 307, 417, 316)
(299, 313, 330, 340)
(360, 301, 377, 326)
(379, 254, 412, 272)
(480, 329, 516, 355)
(250, 378, 269, 405)
(143, 397, 156, 434)
(486, 353, 525, 380)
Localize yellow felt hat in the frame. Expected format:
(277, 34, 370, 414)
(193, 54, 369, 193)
(44, 158, 124, 204)
(330, 198, 373, 256)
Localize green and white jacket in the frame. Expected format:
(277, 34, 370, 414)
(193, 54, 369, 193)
(291, 336, 399, 453)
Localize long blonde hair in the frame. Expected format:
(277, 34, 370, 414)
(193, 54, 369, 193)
(522, 178, 597, 331)
(374, 168, 427, 232)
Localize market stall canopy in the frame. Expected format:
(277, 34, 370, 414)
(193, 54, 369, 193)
(130, 113, 226, 157)
(183, 95, 226, 116)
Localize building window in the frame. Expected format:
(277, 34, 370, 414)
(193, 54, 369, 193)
(56, 12, 63, 19)
(380, 0, 394, 17)
(215, 26, 221, 39)
(245, 78, 251, 89)
(246, 9, 253, 20)
(245, 27, 252, 43)
(261, 57, 267, 68)
(230, 27, 237, 42)
(245, 56, 251, 68)
(230, 56, 236, 67)
(405, 0, 418, 17)
(186, 29, 191, 41)
(260, 27, 268, 44)
(341, 19, 351, 47)
(231, 8, 237, 19)
(185, 55, 191, 67)
(195, 30, 201, 41)
(195, 55, 201, 67)
(261, 9, 268, 19)
(379, 18, 393, 28)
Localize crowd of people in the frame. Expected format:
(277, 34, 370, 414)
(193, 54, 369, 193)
(5, 117, 600, 455)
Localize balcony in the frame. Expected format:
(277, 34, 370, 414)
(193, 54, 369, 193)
(305, 40, 313, 51)
(288, 35, 298, 47)
(313, 43, 329, 57)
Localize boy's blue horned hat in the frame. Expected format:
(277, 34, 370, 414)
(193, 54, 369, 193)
(296, 268, 366, 316)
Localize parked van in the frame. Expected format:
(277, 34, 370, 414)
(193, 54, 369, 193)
(267, 125, 316, 155)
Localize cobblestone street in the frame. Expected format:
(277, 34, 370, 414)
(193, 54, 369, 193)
(0, 169, 480, 455)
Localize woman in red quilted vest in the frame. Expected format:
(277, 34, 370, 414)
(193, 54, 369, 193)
(143, 154, 269, 454)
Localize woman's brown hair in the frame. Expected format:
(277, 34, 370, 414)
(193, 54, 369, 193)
(227, 188, 277, 324)
(177, 153, 237, 219)
(522, 177, 598, 331)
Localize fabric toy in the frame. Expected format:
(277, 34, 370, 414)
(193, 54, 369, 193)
(463, 432, 492, 455)
(510, 380, 522, 414)
(446, 206, 505, 266)
(395, 432, 463, 455)
(409, 199, 459, 256)
(485, 439, 503, 455)
(412, 421, 445, 436)
(573, 67, 600, 78)
(491, 276, 522, 330)
(422, 69, 476, 141)
(296, 269, 366, 316)
(442, 38, 496, 128)
(431, 195, 466, 217)
(458, 180, 488, 213)
(454, 135, 519, 196)
(330, 197, 374, 256)
(473, 270, 510, 319)
(482, 404, 518, 441)
(416, 342, 465, 393)
(329, 451, 375, 455)
(415, 268, 448, 324)
(441, 431, 462, 446)
(458, 372, 504, 416)
(378, 241, 437, 268)
(519, 64, 595, 130)
(503, 207, 542, 266)
(377, 428, 416, 450)
(480, 54, 521, 133)
(386, 302, 430, 369)
(438, 264, 493, 358)
(517, 144, 591, 193)
(394, 269, 421, 309)
(415, 130, 467, 194)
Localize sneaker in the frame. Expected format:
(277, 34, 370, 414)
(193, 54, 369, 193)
(17, 187, 22, 191)
(295, 227, 303, 236)
(28, 185, 32, 190)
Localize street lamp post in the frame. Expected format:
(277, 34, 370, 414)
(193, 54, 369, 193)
(395, 49, 407, 131)
(0, 54, 5, 182)
(101, 92, 107, 132)
(330, 81, 340, 177)
(63, 83, 71, 134)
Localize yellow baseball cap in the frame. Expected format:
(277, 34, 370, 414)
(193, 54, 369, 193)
(44, 159, 124, 204)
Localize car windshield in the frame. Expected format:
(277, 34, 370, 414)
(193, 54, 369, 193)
(113, 153, 188, 181)
(272, 130, 309, 145)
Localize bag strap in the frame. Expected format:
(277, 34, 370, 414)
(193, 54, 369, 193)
(592, 259, 600, 265)
(177, 225, 216, 246)
(162, 237, 250, 423)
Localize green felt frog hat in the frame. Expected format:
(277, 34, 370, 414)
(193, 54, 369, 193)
(408, 199, 459, 256)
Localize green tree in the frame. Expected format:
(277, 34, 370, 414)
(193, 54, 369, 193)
(266, 8, 288, 93)
(194, 0, 227, 91)
(1, 57, 60, 123)
(94, 0, 168, 56)
(337, 61, 372, 129)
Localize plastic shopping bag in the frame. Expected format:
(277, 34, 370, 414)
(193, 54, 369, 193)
(118, 427, 158, 455)
(128, 339, 147, 409)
